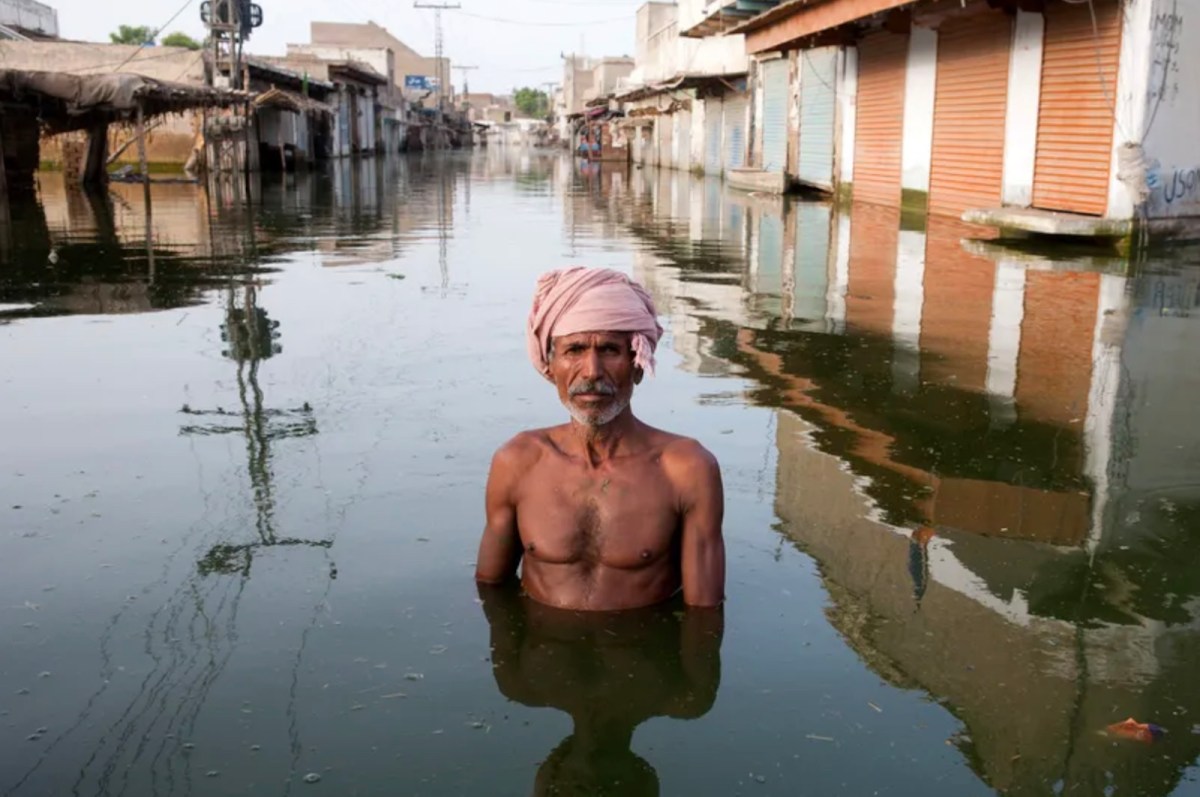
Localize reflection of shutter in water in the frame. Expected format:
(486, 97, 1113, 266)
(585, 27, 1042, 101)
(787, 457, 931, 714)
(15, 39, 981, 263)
(794, 203, 832, 324)
(756, 213, 784, 296)
(761, 59, 789, 174)
(799, 48, 838, 189)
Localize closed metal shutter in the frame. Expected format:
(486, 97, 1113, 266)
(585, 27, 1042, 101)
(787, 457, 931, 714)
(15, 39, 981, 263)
(676, 109, 692, 172)
(1032, 0, 1122, 215)
(761, 58, 789, 174)
(660, 114, 674, 168)
(928, 12, 1012, 218)
(705, 96, 724, 175)
(799, 47, 838, 189)
(724, 93, 749, 171)
(853, 31, 908, 206)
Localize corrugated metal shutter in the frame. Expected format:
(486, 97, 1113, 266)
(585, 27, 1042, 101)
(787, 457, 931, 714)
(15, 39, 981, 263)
(799, 47, 838, 189)
(928, 12, 1012, 218)
(658, 115, 673, 169)
(676, 109, 692, 172)
(724, 93, 749, 171)
(794, 201, 832, 323)
(761, 58, 789, 174)
(705, 97, 723, 175)
(1032, 0, 1122, 215)
(853, 31, 908, 206)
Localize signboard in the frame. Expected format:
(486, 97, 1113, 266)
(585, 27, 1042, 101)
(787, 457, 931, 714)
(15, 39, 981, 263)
(404, 75, 437, 90)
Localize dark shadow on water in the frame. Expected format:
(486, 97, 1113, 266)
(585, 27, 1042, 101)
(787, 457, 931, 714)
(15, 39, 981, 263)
(477, 584, 723, 796)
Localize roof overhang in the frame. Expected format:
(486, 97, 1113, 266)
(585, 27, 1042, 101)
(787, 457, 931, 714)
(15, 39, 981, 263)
(731, 0, 920, 53)
(615, 70, 750, 102)
(680, 0, 785, 38)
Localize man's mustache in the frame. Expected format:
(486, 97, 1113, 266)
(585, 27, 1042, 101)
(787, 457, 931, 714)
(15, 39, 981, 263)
(569, 380, 616, 397)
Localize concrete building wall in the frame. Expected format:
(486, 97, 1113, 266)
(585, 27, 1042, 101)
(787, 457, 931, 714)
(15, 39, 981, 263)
(1134, 0, 1200, 218)
(0, 0, 56, 36)
(287, 44, 392, 88)
(310, 21, 448, 104)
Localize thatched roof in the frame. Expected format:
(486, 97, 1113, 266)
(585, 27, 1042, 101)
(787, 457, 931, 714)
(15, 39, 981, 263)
(0, 69, 251, 132)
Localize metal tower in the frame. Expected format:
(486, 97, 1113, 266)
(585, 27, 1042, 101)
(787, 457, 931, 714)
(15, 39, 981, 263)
(414, 2, 460, 112)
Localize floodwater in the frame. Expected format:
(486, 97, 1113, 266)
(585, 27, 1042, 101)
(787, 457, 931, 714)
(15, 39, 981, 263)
(2, 151, 1200, 797)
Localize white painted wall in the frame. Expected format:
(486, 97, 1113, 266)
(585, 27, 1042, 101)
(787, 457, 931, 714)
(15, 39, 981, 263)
(691, 96, 706, 168)
(838, 47, 859, 186)
(0, 0, 55, 35)
(900, 27, 938, 193)
(1001, 11, 1045, 207)
(1128, 0, 1200, 218)
(986, 262, 1026, 428)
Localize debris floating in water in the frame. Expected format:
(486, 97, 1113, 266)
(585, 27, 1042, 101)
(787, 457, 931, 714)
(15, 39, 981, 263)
(868, 702, 883, 713)
(404, 672, 424, 681)
(303, 773, 322, 784)
(1105, 718, 1165, 743)
(805, 734, 835, 742)
(205, 770, 220, 778)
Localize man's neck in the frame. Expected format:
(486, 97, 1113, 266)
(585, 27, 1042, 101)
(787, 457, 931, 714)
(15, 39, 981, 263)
(568, 409, 639, 468)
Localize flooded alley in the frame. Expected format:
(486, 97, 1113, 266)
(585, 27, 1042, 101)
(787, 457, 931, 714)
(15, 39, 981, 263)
(3, 151, 1200, 796)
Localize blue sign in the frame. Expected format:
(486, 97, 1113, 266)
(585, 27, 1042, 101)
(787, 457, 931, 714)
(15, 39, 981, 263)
(404, 75, 432, 90)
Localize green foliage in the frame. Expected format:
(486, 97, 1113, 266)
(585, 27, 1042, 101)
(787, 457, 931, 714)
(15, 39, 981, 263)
(161, 31, 202, 50)
(109, 24, 156, 45)
(513, 87, 549, 119)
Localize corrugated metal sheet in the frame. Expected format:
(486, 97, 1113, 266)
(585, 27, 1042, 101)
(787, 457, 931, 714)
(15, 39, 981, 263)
(799, 47, 837, 189)
(1032, 0, 1122, 215)
(705, 96, 724, 175)
(794, 201, 832, 323)
(676, 109, 692, 172)
(724, 92, 749, 171)
(761, 58, 789, 174)
(853, 31, 908, 206)
(928, 12, 1012, 218)
(657, 114, 673, 169)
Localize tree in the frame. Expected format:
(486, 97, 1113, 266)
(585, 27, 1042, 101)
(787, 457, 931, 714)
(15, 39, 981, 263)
(513, 87, 550, 119)
(109, 25, 156, 45)
(162, 31, 202, 50)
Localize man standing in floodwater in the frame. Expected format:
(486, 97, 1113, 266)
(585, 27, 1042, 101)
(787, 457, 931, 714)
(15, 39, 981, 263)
(475, 266, 725, 611)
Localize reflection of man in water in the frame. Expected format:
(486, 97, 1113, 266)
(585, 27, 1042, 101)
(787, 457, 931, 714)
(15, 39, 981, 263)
(478, 584, 723, 795)
(475, 267, 725, 611)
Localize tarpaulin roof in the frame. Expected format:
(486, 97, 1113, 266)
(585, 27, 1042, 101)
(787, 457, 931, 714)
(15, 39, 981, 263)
(253, 86, 334, 117)
(0, 69, 250, 132)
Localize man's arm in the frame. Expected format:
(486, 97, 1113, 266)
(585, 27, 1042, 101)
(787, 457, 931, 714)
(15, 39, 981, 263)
(676, 442, 726, 608)
(475, 441, 526, 585)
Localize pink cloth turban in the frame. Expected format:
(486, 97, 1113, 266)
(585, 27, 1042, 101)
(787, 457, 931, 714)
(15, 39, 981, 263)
(526, 267, 663, 381)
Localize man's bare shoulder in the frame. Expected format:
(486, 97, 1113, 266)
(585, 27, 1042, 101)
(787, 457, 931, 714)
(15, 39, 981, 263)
(643, 426, 720, 475)
(490, 427, 564, 471)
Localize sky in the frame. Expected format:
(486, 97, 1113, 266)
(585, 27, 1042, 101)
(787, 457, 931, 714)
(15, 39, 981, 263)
(52, 0, 644, 93)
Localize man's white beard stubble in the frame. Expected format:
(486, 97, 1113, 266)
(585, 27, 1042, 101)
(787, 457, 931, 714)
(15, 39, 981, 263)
(563, 395, 629, 428)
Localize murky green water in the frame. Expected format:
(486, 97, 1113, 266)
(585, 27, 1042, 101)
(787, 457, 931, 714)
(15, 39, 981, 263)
(3, 151, 1200, 796)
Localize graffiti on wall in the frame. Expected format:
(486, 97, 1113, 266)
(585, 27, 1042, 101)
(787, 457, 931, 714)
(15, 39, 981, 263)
(1148, 2, 1183, 107)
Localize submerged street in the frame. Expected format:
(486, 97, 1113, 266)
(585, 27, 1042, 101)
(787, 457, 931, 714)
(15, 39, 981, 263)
(3, 151, 1200, 795)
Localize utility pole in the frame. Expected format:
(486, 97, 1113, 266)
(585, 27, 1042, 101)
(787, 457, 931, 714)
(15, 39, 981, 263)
(453, 65, 478, 100)
(541, 81, 559, 121)
(414, 2, 460, 115)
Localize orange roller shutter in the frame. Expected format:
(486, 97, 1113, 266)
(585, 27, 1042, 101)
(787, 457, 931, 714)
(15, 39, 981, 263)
(1032, 0, 1122, 216)
(928, 12, 1012, 218)
(853, 31, 908, 207)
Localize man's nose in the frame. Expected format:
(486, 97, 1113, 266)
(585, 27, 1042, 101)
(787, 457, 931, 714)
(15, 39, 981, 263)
(580, 349, 603, 378)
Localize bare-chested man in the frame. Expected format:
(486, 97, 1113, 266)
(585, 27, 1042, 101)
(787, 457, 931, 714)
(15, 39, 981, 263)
(475, 267, 725, 611)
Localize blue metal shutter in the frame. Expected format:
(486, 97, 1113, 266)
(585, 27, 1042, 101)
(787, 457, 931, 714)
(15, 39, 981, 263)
(793, 201, 832, 326)
(723, 93, 748, 171)
(799, 48, 838, 189)
(705, 97, 723, 175)
(757, 212, 784, 296)
(761, 58, 789, 174)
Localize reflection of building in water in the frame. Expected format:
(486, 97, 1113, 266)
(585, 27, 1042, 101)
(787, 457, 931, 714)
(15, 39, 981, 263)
(478, 586, 721, 797)
(609, 166, 1200, 795)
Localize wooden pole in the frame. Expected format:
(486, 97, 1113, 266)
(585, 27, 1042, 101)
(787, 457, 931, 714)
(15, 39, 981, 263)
(0, 128, 10, 263)
(84, 123, 109, 185)
(0, 125, 8, 196)
(136, 104, 155, 283)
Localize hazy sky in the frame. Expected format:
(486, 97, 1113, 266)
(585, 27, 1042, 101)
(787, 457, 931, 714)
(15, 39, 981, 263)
(52, 0, 643, 93)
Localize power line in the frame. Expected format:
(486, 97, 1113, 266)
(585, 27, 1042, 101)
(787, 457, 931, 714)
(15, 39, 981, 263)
(450, 9, 632, 26)
(111, 0, 197, 73)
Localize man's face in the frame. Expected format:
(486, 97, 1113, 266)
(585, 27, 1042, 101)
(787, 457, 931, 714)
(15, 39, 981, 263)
(549, 331, 641, 428)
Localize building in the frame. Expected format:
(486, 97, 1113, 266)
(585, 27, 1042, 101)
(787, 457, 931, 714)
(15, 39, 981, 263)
(661, 0, 1200, 236)
(0, 0, 58, 40)
(309, 21, 450, 108)
(618, 1, 751, 175)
